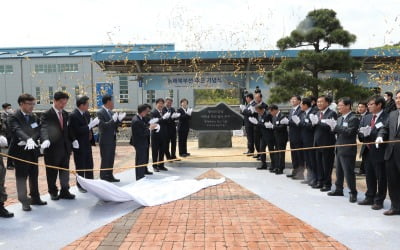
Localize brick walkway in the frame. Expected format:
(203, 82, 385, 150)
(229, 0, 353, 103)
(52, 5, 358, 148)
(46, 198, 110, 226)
(63, 169, 348, 250)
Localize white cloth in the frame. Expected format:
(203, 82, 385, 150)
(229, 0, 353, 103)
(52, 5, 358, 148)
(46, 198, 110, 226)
(77, 176, 225, 206)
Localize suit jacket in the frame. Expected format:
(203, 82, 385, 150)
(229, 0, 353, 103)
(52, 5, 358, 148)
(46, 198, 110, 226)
(257, 111, 274, 143)
(162, 106, 177, 134)
(0, 111, 11, 137)
(177, 107, 191, 132)
(313, 108, 337, 147)
(241, 100, 257, 127)
(358, 112, 388, 161)
(385, 99, 397, 114)
(334, 112, 360, 156)
(272, 112, 288, 144)
(68, 108, 95, 154)
(299, 109, 315, 147)
(97, 107, 119, 145)
(40, 107, 73, 161)
(358, 112, 370, 156)
(131, 114, 150, 149)
(288, 106, 302, 143)
(150, 108, 168, 138)
(378, 109, 400, 161)
(8, 110, 41, 159)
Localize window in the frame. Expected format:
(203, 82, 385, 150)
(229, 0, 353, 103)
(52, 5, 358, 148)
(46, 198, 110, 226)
(48, 87, 53, 104)
(34, 63, 78, 73)
(58, 64, 78, 72)
(0, 65, 13, 74)
(146, 90, 155, 104)
(35, 87, 41, 104)
(119, 76, 129, 103)
(168, 89, 174, 99)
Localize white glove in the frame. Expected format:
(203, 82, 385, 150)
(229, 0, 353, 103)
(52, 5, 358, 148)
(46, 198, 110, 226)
(359, 126, 372, 137)
(264, 121, 274, 129)
(327, 118, 337, 131)
(88, 117, 100, 129)
(249, 106, 256, 114)
(248, 117, 258, 125)
(186, 108, 193, 116)
(162, 112, 171, 120)
(154, 124, 161, 133)
(18, 141, 27, 146)
(118, 112, 126, 122)
(41, 139, 51, 149)
(112, 112, 118, 122)
(280, 117, 289, 125)
(149, 118, 159, 124)
(25, 138, 38, 150)
(239, 104, 246, 112)
(0, 136, 7, 147)
(171, 112, 181, 119)
(309, 114, 319, 125)
(72, 140, 79, 149)
(291, 115, 300, 125)
(375, 136, 383, 148)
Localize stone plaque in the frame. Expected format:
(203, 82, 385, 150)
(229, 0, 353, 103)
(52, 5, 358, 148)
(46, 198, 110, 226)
(190, 103, 243, 130)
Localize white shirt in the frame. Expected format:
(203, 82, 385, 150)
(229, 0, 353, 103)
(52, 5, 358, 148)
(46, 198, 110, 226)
(341, 111, 352, 120)
(52, 105, 62, 114)
(372, 110, 383, 121)
(305, 108, 312, 115)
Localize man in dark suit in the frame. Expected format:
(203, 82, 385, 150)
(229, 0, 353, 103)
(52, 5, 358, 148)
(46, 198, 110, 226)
(41, 91, 75, 200)
(287, 95, 305, 179)
(240, 93, 257, 155)
(269, 105, 289, 174)
(177, 98, 192, 157)
(358, 96, 388, 210)
(0, 133, 13, 217)
(131, 104, 158, 180)
(253, 93, 268, 160)
(384, 91, 396, 114)
(328, 97, 359, 203)
(8, 94, 46, 211)
(97, 94, 125, 182)
(1, 103, 14, 170)
(311, 95, 338, 191)
(298, 98, 317, 186)
(377, 90, 400, 215)
(357, 100, 369, 175)
(163, 98, 179, 160)
(150, 98, 169, 171)
(68, 96, 97, 193)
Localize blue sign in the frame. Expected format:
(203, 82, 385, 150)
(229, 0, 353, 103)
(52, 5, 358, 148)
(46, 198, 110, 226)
(96, 82, 113, 108)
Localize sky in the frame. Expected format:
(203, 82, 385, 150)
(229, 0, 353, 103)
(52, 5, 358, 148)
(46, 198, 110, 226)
(1, 0, 399, 50)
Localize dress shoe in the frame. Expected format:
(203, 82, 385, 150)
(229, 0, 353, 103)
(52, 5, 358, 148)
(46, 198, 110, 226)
(158, 166, 168, 171)
(275, 169, 283, 175)
(144, 170, 153, 175)
(257, 164, 268, 170)
(6, 166, 14, 170)
(292, 175, 305, 180)
(110, 177, 120, 182)
(59, 192, 76, 200)
(78, 187, 88, 193)
(358, 199, 374, 206)
(0, 206, 14, 218)
(320, 186, 331, 192)
(22, 204, 32, 211)
(243, 151, 252, 155)
(349, 194, 357, 203)
(372, 204, 383, 210)
(252, 155, 259, 158)
(286, 174, 294, 178)
(153, 166, 160, 172)
(327, 190, 344, 196)
(268, 167, 275, 172)
(50, 193, 59, 200)
(256, 157, 261, 161)
(186, 153, 191, 156)
(31, 199, 47, 205)
(300, 180, 310, 184)
(179, 154, 187, 157)
(383, 209, 400, 216)
(308, 181, 316, 187)
(312, 183, 323, 189)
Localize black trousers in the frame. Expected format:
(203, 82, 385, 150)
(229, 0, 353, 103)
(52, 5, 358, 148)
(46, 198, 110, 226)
(245, 125, 254, 153)
(260, 136, 275, 167)
(0, 156, 7, 205)
(151, 135, 165, 168)
(386, 155, 400, 210)
(15, 159, 40, 204)
(73, 148, 94, 188)
(135, 146, 149, 181)
(303, 147, 317, 183)
(178, 128, 189, 155)
(100, 142, 116, 179)
(290, 139, 304, 169)
(274, 139, 287, 170)
(365, 155, 387, 205)
(315, 148, 335, 187)
(359, 148, 368, 173)
(334, 152, 357, 194)
(45, 153, 70, 195)
(165, 129, 177, 159)
(253, 126, 261, 155)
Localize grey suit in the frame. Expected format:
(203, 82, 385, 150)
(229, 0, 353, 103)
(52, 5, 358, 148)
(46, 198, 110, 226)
(333, 112, 360, 194)
(97, 108, 119, 180)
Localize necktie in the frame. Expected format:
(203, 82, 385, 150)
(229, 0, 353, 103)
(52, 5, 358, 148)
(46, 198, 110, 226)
(25, 115, 30, 124)
(371, 115, 377, 128)
(58, 111, 64, 130)
(320, 112, 323, 119)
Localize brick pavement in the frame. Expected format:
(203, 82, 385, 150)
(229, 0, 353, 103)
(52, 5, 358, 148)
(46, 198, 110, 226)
(63, 169, 348, 250)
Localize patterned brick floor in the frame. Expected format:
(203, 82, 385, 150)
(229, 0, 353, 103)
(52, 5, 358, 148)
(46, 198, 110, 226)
(63, 169, 348, 250)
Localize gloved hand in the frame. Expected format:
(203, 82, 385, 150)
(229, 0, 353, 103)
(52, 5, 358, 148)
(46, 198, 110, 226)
(41, 140, 51, 149)
(248, 117, 258, 125)
(88, 117, 100, 129)
(359, 126, 372, 137)
(0, 136, 7, 147)
(112, 112, 118, 122)
(149, 123, 158, 130)
(72, 140, 79, 149)
(25, 138, 38, 150)
(309, 114, 319, 125)
(239, 104, 246, 112)
(149, 118, 159, 124)
(162, 112, 171, 120)
(326, 118, 337, 131)
(375, 136, 383, 148)
(264, 121, 273, 129)
(249, 106, 256, 114)
(171, 112, 181, 119)
(154, 124, 161, 133)
(186, 108, 193, 116)
(118, 112, 126, 122)
(280, 117, 289, 125)
(18, 141, 27, 146)
(291, 115, 300, 125)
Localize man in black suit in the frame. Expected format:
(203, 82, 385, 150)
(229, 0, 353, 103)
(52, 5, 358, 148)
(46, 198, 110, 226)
(287, 95, 305, 179)
(150, 98, 169, 171)
(0, 133, 13, 217)
(8, 94, 46, 211)
(357, 100, 369, 175)
(269, 105, 289, 174)
(298, 98, 317, 186)
(163, 98, 179, 160)
(41, 91, 76, 200)
(1, 103, 14, 170)
(384, 91, 396, 114)
(328, 97, 359, 203)
(376, 90, 400, 215)
(97, 95, 125, 182)
(253, 93, 268, 160)
(131, 104, 158, 180)
(177, 98, 192, 157)
(68, 96, 98, 193)
(358, 96, 388, 210)
(311, 95, 337, 191)
(240, 93, 257, 156)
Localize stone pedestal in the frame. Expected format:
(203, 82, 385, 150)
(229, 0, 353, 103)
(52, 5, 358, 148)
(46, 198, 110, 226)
(198, 130, 232, 148)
